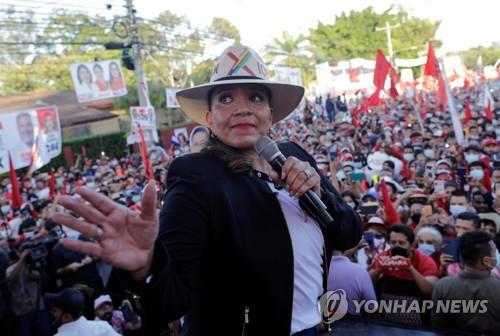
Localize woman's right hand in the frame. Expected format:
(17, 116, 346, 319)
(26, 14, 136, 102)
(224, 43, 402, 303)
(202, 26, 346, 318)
(52, 181, 158, 281)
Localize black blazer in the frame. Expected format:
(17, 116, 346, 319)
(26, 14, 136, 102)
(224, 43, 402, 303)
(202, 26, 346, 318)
(135, 141, 361, 335)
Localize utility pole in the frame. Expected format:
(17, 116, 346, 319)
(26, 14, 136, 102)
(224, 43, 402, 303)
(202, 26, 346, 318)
(375, 21, 400, 63)
(125, 0, 151, 108)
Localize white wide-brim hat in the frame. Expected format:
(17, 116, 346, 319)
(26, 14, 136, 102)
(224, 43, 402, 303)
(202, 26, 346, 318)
(176, 45, 304, 126)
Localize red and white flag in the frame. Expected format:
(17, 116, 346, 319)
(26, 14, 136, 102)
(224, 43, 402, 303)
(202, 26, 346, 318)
(484, 85, 494, 120)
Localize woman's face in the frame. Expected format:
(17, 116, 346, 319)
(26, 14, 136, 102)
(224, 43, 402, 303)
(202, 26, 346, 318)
(79, 67, 91, 85)
(206, 84, 272, 150)
(110, 64, 120, 77)
(94, 67, 104, 80)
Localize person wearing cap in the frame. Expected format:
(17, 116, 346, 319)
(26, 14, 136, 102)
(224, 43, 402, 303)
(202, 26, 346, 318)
(94, 294, 141, 334)
(45, 288, 119, 335)
(54, 45, 361, 335)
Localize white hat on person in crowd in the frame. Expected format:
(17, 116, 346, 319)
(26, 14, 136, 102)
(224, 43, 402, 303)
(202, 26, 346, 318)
(478, 213, 500, 233)
(176, 45, 304, 125)
(94, 294, 113, 310)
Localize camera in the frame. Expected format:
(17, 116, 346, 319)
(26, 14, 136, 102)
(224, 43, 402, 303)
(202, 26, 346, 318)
(19, 227, 64, 268)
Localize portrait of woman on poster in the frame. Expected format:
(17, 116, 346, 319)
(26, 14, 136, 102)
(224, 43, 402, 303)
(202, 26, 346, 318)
(93, 63, 110, 92)
(109, 61, 125, 92)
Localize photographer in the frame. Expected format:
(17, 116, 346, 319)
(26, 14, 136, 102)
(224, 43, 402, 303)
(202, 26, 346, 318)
(6, 246, 49, 336)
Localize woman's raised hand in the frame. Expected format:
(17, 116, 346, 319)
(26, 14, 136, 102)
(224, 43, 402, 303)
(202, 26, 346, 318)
(52, 181, 158, 279)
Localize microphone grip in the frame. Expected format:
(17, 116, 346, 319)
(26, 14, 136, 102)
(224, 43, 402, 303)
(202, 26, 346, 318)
(270, 156, 333, 228)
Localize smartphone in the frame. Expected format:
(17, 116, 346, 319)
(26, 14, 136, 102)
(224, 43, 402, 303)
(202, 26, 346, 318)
(421, 205, 433, 218)
(442, 238, 462, 263)
(456, 167, 466, 179)
(434, 180, 445, 194)
(349, 172, 365, 181)
(360, 203, 379, 215)
(363, 231, 375, 250)
(120, 301, 134, 322)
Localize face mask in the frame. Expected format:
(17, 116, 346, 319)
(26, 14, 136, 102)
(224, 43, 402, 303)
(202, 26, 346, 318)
(450, 205, 467, 217)
(403, 153, 415, 162)
(433, 130, 443, 137)
(418, 243, 436, 256)
(403, 138, 411, 145)
(347, 202, 356, 209)
(410, 213, 421, 224)
(465, 154, 480, 164)
(354, 162, 362, 169)
(56, 177, 64, 187)
(391, 246, 409, 257)
(496, 129, 500, 136)
(24, 231, 36, 239)
(132, 195, 141, 204)
(470, 169, 484, 181)
(486, 126, 493, 132)
(1, 205, 11, 215)
(374, 237, 385, 249)
(424, 149, 434, 159)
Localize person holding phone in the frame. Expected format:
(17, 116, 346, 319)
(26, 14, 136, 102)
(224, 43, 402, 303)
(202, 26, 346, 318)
(94, 295, 141, 334)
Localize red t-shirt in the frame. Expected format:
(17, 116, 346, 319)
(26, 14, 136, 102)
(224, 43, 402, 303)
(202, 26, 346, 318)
(371, 248, 439, 281)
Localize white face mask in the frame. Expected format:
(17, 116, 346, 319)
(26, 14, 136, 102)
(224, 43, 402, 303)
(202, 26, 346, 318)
(347, 202, 356, 209)
(403, 153, 415, 162)
(465, 154, 480, 164)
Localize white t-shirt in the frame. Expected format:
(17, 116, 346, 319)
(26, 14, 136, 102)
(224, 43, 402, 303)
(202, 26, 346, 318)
(268, 182, 324, 334)
(55, 316, 119, 336)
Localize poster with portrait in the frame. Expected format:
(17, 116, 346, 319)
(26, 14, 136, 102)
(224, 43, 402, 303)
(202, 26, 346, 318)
(130, 106, 156, 129)
(165, 88, 181, 108)
(69, 60, 127, 103)
(0, 106, 61, 173)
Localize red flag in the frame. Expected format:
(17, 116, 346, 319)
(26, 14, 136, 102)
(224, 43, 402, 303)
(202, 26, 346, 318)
(8, 152, 22, 210)
(482, 169, 492, 193)
(354, 88, 382, 115)
(463, 100, 472, 124)
(137, 125, 153, 180)
(374, 49, 391, 89)
(484, 85, 494, 120)
(388, 66, 400, 99)
(49, 168, 57, 199)
(424, 42, 439, 77)
(437, 74, 447, 107)
(380, 179, 401, 226)
(351, 108, 360, 128)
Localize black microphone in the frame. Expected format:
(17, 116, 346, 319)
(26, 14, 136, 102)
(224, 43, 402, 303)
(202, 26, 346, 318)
(255, 137, 333, 228)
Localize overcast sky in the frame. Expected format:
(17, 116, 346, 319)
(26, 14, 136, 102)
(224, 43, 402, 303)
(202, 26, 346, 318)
(135, 0, 498, 55)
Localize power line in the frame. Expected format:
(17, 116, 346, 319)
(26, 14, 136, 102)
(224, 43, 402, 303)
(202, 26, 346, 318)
(5, 0, 126, 12)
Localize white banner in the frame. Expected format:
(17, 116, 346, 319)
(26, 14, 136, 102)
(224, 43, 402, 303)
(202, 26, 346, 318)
(69, 60, 127, 103)
(130, 106, 156, 129)
(274, 66, 302, 86)
(0, 106, 61, 173)
(165, 88, 181, 108)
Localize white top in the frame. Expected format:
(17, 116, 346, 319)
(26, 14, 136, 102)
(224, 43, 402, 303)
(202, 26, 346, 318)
(55, 316, 119, 336)
(268, 182, 324, 334)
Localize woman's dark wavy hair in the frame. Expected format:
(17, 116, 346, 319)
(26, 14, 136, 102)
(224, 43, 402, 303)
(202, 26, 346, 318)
(202, 132, 254, 174)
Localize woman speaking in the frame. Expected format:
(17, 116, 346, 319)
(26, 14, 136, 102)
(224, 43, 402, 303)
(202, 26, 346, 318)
(53, 45, 361, 335)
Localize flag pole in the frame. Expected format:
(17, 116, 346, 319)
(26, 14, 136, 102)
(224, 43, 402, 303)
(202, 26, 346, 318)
(438, 59, 465, 146)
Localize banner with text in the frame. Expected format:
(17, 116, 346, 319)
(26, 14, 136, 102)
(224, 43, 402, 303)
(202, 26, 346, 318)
(0, 106, 61, 173)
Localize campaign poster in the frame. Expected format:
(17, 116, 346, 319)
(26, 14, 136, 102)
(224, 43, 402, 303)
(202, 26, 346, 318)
(69, 60, 127, 103)
(165, 88, 181, 108)
(0, 106, 61, 173)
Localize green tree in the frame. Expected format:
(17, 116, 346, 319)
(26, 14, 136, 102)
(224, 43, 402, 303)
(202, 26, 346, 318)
(264, 31, 315, 86)
(453, 42, 500, 69)
(309, 6, 441, 63)
(207, 17, 241, 44)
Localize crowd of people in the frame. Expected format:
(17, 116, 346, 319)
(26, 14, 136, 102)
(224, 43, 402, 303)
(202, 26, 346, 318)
(1, 62, 499, 335)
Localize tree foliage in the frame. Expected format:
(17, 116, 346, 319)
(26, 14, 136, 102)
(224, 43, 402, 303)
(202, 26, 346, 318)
(308, 6, 441, 63)
(264, 31, 315, 86)
(453, 42, 500, 69)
